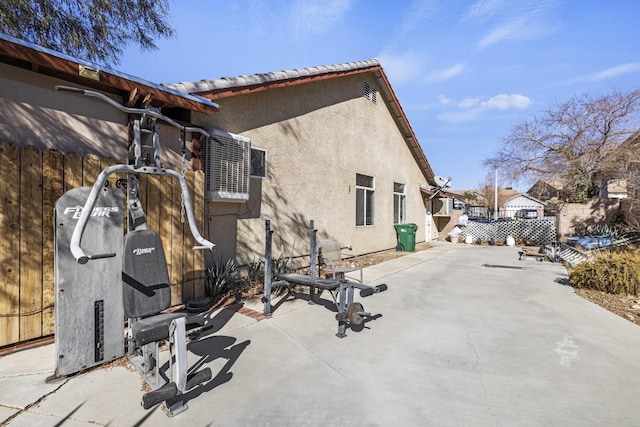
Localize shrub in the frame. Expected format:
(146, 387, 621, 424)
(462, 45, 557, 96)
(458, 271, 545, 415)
(247, 258, 264, 284)
(569, 251, 640, 296)
(271, 251, 292, 279)
(205, 258, 240, 298)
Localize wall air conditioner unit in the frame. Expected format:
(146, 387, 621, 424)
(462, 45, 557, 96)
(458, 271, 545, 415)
(202, 129, 251, 202)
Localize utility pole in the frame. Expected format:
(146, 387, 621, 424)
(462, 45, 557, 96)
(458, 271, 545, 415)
(494, 168, 498, 220)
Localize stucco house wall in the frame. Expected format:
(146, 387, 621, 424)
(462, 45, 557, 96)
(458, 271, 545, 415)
(0, 35, 215, 167)
(193, 72, 432, 264)
(0, 62, 128, 158)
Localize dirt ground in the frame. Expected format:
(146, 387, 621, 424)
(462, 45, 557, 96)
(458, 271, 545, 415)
(355, 242, 435, 267)
(574, 288, 640, 326)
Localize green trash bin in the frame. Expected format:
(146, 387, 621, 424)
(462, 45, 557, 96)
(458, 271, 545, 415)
(394, 223, 418, 252)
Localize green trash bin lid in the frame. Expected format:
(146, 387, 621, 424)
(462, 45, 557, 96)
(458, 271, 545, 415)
(394, 223, 418, 233)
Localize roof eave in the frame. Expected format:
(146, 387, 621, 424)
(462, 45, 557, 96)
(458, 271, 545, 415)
(373, 67, 435, 183)
(0, 33, 219, 115)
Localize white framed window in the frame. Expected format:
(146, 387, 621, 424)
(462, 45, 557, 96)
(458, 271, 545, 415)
(356, 173, 374, 226)
(393, 182, 406, 224)
(250, 147, 266, 178)
(202, 129, 251, 202)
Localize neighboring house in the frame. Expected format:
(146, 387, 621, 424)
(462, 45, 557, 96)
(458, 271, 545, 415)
(600, 179, 628, 199)
(457, 188, 545, 219)
(501, 193, 545, 219)
(596, 130, 639, 199)
(527, 178, 570, 201)
(529, 176, 630, 201)
(165, 59, 458, 261)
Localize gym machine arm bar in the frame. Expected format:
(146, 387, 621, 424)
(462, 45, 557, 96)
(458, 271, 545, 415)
(55, 85, 210, 138)
(70, 164, 215, 264)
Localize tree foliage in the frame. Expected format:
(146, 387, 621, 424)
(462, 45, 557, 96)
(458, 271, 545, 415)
(0, 0, 174, 65)
(484, 90, 640, 202)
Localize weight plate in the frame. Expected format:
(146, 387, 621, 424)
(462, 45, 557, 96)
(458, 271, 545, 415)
(347, 302, 364, 325)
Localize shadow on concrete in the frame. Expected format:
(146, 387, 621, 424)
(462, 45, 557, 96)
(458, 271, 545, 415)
(555, 277, 572, 287)
(157, 305, 251, 413)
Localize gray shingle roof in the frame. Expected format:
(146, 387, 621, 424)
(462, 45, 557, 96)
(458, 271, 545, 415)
(163, 59, 380, 93)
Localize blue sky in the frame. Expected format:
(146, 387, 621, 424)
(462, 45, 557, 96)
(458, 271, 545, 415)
(119, 0, 640, 191)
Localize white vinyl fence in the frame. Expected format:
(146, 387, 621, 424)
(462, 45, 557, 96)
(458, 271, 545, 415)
(460, 218, 556, 245)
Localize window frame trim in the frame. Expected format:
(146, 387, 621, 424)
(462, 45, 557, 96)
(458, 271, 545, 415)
(250, 146, 267, 179)
(356, 173, 375, 227)
(393, 182, 407, 224)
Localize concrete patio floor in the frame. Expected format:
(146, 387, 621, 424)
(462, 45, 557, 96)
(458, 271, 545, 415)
(2, 242, 639, 426)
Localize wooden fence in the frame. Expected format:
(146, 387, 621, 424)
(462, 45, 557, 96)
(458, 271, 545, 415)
(0, 142, 206, 348)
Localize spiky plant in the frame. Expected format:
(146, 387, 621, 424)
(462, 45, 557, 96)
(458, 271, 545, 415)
(205, 258, 240, 298)
(271, 244, 294, 279)
(247, 258, 264, 284)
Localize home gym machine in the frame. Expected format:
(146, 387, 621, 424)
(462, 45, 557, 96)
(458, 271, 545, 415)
(50, 85, 216, 416)
(263, 220, 388, 338)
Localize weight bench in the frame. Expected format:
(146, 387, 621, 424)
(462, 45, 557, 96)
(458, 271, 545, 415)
(123, 230, 212, 416)
(262, 220, 387, 338)
(273, 273, 387, 338)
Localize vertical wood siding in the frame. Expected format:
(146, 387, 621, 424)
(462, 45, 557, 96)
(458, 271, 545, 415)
(0, 142, 206, 348)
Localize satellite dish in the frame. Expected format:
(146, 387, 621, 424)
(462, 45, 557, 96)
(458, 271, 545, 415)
(434, 176, 452, 188)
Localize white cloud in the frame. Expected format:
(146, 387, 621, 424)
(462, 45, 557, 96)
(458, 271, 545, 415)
(478, 18, 524, 48)
(425, 64, 465, 82)
(289, 0, 353, 37)
(458, 97, 481, 108)
(591, 63, 640, 81)
(462, 0, 507, 23)
(470, 0, 560, 49)
(378, 51, 426, 85)
(438, 93, 532, 123)
(481, 94, 532, 110)
(398, 0, 438, 38)
(437, 95, 453, 105)
(437, 109, 484, 124)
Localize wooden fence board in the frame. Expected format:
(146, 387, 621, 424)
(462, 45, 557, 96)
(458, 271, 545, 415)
(82, 154, 101, 187)
(194, 170, 206, 297)
(19, 146, 43, 341)
(146, 175, 161, 234)
(159, 174, 174, 301)
(63, 152, 83, 192)
(137, 173, 149, 216)
(42, 150, 64, 336)
(0, 143, 20, 347)
(170, 177, 184, 304)
(183, 171, 196, 301)
(100, 157, 118, 189)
